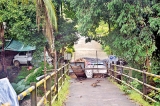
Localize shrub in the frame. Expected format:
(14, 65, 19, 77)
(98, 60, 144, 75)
(25, 67, 44, 85)
(103, 46, 111, 55)
(11, 79, 29, 94)
(14, 66, 34, 83)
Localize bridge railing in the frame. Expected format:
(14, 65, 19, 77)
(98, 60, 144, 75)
(108, 63, 160, 103)
(18, 64, 69, 106)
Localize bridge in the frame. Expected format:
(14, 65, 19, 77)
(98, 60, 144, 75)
(64, 78, 137, 106)
(64, 37, 159, 106)
(2, 37, 160, 106)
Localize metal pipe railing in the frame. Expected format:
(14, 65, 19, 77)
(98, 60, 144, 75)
(17, 63, 69, 106)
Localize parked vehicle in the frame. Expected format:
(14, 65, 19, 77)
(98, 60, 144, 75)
(13, 51, 53, 67)
(13, 51, 32, 66)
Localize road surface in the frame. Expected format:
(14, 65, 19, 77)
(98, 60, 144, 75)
(65, 38, 139, 106)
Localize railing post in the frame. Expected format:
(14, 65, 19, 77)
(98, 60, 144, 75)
(31, 82, 37, 106)
(143, 69, 147, 99)
(110, 63, 113, 78)
(46, 74, 52, 106)
(62, 66, 65, 82)
(55, 71, 58, 100)
(129, 69, 132, 83)
(60, 68, 63, 86)
(67, 64, 69, 75)
(113, 64, 117, 81)
(106, 62, 108, 75)
(110, 63, 112, 77)
(120, 61, 123, 81)
(108, 63, 111, 77)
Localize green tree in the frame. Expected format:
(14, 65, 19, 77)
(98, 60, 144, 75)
(66, 0, 111, 37)
(66, 0, 160, 90)
(0, 0, 58, 64)
(0, 0, 47, 61)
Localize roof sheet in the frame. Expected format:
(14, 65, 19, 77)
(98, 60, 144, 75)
(4, 40, 35, 51)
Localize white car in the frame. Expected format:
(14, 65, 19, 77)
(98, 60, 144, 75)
(13, 51, 32, 66)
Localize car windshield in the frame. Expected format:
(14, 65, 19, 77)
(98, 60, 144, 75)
(19, 52, 26, 55)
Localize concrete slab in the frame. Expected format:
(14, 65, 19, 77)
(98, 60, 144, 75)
(64, 78, 139, 106)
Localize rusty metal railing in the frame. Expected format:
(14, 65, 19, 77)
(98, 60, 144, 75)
(108, 63, 160, 103)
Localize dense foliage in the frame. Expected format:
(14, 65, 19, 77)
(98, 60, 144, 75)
(55, 17, 78, 51)
(66, 0, 110, 37)
(66, 0, 160, 73)
(0, 0, 78, 63)
(66, 0, 160, 102)
(0, 0, 47, 60)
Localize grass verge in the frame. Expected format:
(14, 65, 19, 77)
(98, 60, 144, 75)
(52, 75, 70, 106)
(108, 78, 154, 106)
(128, 91, 154, 106)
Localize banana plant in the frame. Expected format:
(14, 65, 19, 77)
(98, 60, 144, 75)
(11, 79, 29, 94)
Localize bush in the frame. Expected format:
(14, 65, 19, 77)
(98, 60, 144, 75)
(65, 46, 75, 53)
(25, 67, 44, 85)
(25, 62, 52, 85)
(103, 46, 111, 55)
(14, 66, 34, 83)
(11, 79, 29, 94)
(121, 83, 132, 94)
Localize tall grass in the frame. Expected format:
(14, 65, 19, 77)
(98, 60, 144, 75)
(129, 91, 154, 106)
(52, 76, 70, 106)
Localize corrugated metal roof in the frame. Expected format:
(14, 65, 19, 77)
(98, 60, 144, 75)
(3, 40, 35, 51)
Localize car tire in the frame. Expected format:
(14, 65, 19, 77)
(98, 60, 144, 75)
(14, 60, 20, 67)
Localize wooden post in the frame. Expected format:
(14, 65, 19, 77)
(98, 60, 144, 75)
(111, 64, 114, 78)
(120, 61, 123, 82)
(60, 68, 63, 86)
(143, 70, 147, 99)
(106, 62, 108, 76)
(67, 64, 69, 75)
(114, 64, 117, 81)
(129, 69, 132, 83)
(55, 70, 58, 100)
(46, 75, 52, 106)
(62, 66, 65, 82)
(108, 63, 111, 77)
(109, 63, 111, 77)
(31, 83, 37, 106)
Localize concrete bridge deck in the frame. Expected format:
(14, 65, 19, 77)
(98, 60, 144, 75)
(65, 37, 139, 106)
(64, 78, 139, 106)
